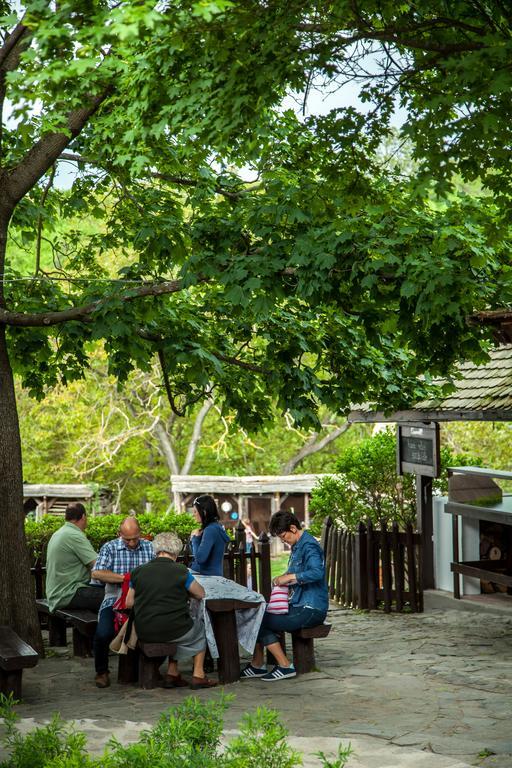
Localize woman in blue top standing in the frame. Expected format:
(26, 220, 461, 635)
(240, 509, 328, 682)
(190, 495, 230, 576)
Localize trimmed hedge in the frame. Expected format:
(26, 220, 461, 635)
(25, 512, 197, 563)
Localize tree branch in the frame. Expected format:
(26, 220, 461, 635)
(58, 153, 258, 200)
(280, 423, 351, 474)
(0, 276, 209, 326)
(5, 88, 113, 208)
(0, 20, 29, 70)
(182, 396, 214, 474)
(153, 418, 181, 475)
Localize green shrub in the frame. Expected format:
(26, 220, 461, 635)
(309, 428, 481, 533)
(24, 512, 196, 563)
(0, 694, 353, 768)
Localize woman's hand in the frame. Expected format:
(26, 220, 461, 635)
(273, 573, 296, 586)
(191, 529, 202, 537)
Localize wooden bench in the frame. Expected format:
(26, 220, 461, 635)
(36, 599, 68, 647)
(54, 609, 98, 657)
(137, 641, 178, 689)
(0, 626, 39, 698)
(290, 623, 331, 674)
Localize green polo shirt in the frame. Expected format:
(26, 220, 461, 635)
(45, 522, 98, 612)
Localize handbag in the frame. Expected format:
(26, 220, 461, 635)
(112, 572, 132, 632)
(266, 584, 289, 614)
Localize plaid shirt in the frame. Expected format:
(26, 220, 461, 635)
(95, 537, 154, 612)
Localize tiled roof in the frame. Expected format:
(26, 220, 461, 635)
(349, 345, 512, 422)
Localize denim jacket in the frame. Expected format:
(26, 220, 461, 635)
(287, 531, 328, 615)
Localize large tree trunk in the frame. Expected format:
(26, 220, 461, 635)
(0, 211, 43, 653)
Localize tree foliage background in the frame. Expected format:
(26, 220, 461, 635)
(2, 0, 512, 646)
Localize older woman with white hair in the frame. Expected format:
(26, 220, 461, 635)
(126, 531, 217, 689)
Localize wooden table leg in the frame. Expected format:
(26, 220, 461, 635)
(209, 610, 240, 684)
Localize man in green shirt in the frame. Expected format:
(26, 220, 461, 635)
(45, 503, 104, 613)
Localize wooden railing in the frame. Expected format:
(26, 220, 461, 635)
(321, 516, 423, 613)
(31, 522, 272, 602)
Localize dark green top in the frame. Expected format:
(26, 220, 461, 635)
(130, 558, 194, 642)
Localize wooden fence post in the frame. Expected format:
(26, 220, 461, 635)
(320, 516, 333, 554)
(345, 532, 353, 607)
(258, 532, 272, 601)
(367, 520, 377, 610)
(328, 526, 338, 600)
(355, 521, 368, 609)
(380, 519, 392, 613)
(340, 529, 347, 606)
(391, 522, 404, 612)
(235, 519, 246, 549)
(335, 527, 343, 603)
(405, 523, 418, 612)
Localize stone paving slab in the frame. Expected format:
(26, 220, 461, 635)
(1, 605, 511, 767)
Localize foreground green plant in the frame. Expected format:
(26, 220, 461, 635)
(0, 694, 353, 768)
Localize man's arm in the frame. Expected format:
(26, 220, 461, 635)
(91, 568, 125, 584)
(91, 542, 124, 583)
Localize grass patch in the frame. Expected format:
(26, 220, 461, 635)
(271, 552, 290, 580)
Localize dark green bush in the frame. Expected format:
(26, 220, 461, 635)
(24, 512, 196, 563)
(309, 429, 481, 533)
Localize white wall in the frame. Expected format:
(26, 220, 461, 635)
(433, 496, 480, 595)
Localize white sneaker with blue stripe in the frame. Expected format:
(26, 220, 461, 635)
(261, 664, 296, 681)
(240, 664, 268, 679)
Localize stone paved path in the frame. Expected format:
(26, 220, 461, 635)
(2, 604, 511, 767)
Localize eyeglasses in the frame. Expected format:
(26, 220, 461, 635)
(193, 498, 202, 509)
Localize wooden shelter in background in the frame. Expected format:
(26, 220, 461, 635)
(23, 484, 113, 518)
(170, 474, 327, 533)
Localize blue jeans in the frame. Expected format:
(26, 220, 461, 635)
(257, 606, 326, 647)
(93, 606, 115, 674)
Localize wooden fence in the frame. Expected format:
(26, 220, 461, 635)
(320, 516, 423, 613)
(31, 521, 272, 602)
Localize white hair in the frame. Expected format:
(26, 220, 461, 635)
(152, 532, 182, 557)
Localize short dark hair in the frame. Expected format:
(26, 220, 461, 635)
(193, 495, 220, 528)
(65, 502, 87, 522)
(269, 510, 302, 536)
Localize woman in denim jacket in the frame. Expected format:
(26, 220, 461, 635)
(240, 510, 328, 682)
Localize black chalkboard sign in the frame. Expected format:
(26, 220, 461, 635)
(397, 423, 440, 477)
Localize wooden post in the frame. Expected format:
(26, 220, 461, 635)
(416, 474, 434, 589)
(235, 519, 246, 549)
(258, 532, 272, 601)
(328, 527, 338, 599)
(355, 521, 368, 609)
(406, 523, 418, 612)
(367, 520, 377, 610)
(340, 529, 347, 606)
(345, 532, 353, 607)
(379, 520, 391, 612)
(391, 522, 403, 612)
(335, 528, 343, 603)
(452, 512, 460, 599)
(320, 516, 332, 555)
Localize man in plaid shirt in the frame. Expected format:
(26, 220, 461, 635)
(91, 517, 154, 688)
